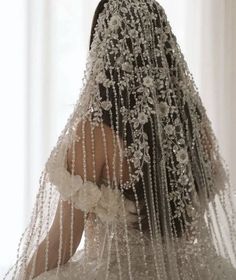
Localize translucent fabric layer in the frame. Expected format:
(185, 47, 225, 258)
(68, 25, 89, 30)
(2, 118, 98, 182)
(4, 0, 236, 279)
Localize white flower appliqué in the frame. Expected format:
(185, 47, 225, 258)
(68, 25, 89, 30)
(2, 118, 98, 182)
(134, 149, 143, 160)
(95, 185, 122, 223)
(71, 181, 102, 212)
(48, 166, 83, 201)
(178, 174, 189, 186)
(143, 76, 154, 88)
(48, 162, 101, 210)
(164, 124, 175, 135)
(47, 144, 138, 223)
(129, 29, 139, 38)
(122, 62, 133, 73)
(159, 102, 170, 117)
(138, 112, 149, 125)
(109, 15, 122, 31)
(176, 148, 189, 164)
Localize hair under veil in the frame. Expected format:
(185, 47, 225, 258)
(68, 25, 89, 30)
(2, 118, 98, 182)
(4, 0, 236, 279)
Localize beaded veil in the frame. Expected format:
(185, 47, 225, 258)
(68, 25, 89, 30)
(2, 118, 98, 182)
(4, 0, 236, 279)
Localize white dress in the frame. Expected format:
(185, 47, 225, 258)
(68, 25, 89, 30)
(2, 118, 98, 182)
(34, 225, 236, 280)
(33, 179, 236, 280)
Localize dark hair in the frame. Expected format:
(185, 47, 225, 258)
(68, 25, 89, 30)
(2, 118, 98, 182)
(88, 0, 194, 239)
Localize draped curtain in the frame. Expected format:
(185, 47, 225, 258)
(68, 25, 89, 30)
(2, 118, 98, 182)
(0, 0, 235, 277)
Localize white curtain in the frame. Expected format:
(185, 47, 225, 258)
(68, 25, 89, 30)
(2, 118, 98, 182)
(0, 0, 236, 277)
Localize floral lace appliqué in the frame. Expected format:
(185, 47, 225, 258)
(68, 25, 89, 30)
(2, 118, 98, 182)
(46, 150, 137, 224)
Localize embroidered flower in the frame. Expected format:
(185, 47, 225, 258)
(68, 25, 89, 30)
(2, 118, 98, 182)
(138, 112, 148, 124)
(176, 148, 189, 164)
(134, 150, 143, 160)
(178, 174, 189, 186)
(71, 181, 102, 212)
(101, 100, 112, 111)
(159, 102, 169, 117)
(122, 62, 133, 73)
(95, 185, 122, 223)
(143, 76, 154, 88)
(164, 124, 175, 135)
(109, 15, 122, 30)
(178, 138, 186, 145)
(129, 29, 138, 38)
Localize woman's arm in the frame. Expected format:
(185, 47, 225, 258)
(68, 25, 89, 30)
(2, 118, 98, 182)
(24, 119, 108, 279)
(25, 201, 84, 279)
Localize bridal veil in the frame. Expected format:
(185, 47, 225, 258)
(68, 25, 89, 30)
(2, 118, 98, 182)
(4, 0, 236, 279)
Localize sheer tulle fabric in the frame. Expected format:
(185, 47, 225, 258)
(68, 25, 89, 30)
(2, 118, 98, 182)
(4, 0, 236, 279)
